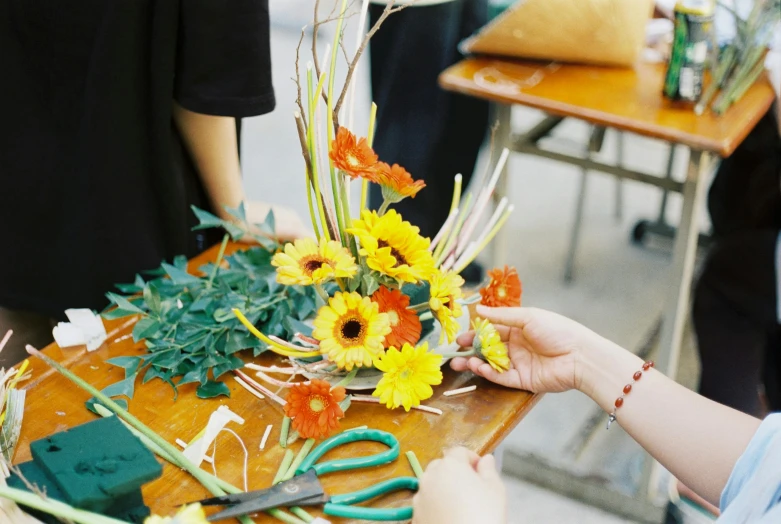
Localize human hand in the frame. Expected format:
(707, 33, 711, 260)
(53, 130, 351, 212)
(243, 201, 313, 242)
(412, 448, 505, 524)
(451, 306, 617, 394)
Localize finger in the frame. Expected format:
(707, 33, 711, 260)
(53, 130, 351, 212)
(468, 358, 524, 389)
(444, 447, 480, 469)
(456, 331, 475, 347)
(476, 306, 534, 329)
(450, 357, 470, 371)
(477, 455, 505, 491)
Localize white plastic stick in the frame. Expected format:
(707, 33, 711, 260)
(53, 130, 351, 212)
(260, 424, 273, 450)
(233, 376, 265, 400)
(350, 395, 443, 415)
(429, 208, 459, 252)
(444, 385, 477, 397)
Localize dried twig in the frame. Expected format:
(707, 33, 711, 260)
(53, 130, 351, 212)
(332, 1, 412, 129)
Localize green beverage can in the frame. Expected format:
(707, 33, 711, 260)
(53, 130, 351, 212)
(663, 0, 714, 102)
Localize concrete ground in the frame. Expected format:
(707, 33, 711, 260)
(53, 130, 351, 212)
(242, 3, 709, 521)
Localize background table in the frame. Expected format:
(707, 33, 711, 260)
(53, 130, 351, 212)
(15, 243, 540, 523)
(440, 57, 776, 521)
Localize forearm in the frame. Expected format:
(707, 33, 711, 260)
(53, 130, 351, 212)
(172, 101, 245, 219)
(578, 339, 761, 506)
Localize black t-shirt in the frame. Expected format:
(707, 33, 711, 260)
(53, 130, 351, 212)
(0, 0, 275, 318)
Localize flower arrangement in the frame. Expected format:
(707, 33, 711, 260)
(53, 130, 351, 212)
(228, 0, 522, 439)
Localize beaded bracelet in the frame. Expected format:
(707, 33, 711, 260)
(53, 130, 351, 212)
(606, 360, 654, 430)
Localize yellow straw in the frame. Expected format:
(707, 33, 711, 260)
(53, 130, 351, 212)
(308, 69, 331, 241)
(233, 309, 321, 359)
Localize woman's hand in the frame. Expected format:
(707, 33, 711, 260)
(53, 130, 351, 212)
(412, 448, 505, 524)
(243, 201, 313, 242)
(451, 306, 618, 394)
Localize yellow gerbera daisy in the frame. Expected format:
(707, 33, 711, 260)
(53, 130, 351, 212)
(428, 269, 465, 344)
(473, 318, 510, 373)
(373, 342, 443, 411)
(272, 237, 357, 286)
(145, 504, 208, 524)
(346, 209, 435, 283)
(312, 291, 391, 370)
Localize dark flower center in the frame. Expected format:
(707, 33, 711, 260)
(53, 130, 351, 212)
(377, 240, 408, 267)
(341, 319, 363, 340)
(302, 257, 326, 275)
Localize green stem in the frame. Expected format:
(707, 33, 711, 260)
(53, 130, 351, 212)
(334, 368, 358, 389)
(280, 416, 292, 448)
(438, 349, 476, 360)
(377, 200, 391, 216)
(283, 439, 316, 482)
(307, 68, 331, 242)
(0, 486, 125, 524)
(405, 451, 425, 479)
(25, 346, 256, 524)
(418, 312, 433, 322)
(273, 449, 296, 485)
(313, 284, 330, 304)
(207, 234, 230, 288)
(289, 507, 315, 523)
(408, 302, 430, 313)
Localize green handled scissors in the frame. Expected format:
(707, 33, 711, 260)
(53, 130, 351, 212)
(199, 428, 419, 522)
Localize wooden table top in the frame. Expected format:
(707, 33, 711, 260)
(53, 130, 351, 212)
(439, 57, 777, 157)
(14, 243, 540, 523)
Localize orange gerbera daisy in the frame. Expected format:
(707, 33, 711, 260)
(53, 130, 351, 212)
(284, 379, 346, 439)
(329, 127, 378, 179)
(371, 286, 422, 349)
(480, 266, 522, 307)
(373, 162, 426, 204)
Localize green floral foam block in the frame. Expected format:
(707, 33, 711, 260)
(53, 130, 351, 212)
(29, 416, 162, 513)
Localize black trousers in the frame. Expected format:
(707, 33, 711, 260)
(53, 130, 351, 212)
(368, 0, 489, 239)
(693, 106, 781, 416)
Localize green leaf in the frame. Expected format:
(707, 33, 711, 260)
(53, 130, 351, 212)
(101, 375, 137, 400)
(105, 292, 145, 314)
(196, 381, 231, 399)
(225, 203, 247, 223)
(191, 206, 245, 240)
(284, 317, 313, 338)
(133, 318, 163, 342)
(143, 285, 162, 316)
(106, 357, 144, 379)
(362, 274, 380, 296)
(261, 208, 276, 234)
(86, 397, 128, 415)
(161, 263, 200, 285)
(115, 282, 142, 294)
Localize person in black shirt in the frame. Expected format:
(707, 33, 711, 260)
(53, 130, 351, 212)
(0, 0, 308, 365)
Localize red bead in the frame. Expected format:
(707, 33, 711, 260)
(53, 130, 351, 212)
(623, 384, 632, 394)
(633, 371, 643, 381)
(615, 397, 624, 408)
(642, 361, 654, 371)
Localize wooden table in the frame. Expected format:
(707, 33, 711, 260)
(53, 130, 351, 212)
(440, 57, 777, 520)
(14, 243, 540, 523)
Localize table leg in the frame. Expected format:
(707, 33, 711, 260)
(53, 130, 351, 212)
(642, 149, 712, 502)
(491, 103, 513, 268)
(655, 149, 711, 380)
(614, 131, 625, 222)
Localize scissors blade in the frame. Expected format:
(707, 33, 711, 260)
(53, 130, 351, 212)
(185, 490, 269, 507)
(206, 470, 326, 521)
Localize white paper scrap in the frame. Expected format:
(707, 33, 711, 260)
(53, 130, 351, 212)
(52, 308, 107, 351)
(183, 406, 245, 467)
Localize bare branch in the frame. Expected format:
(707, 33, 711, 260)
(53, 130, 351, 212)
(332, 0, 411, 130)
(293, 29, 308, 129)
